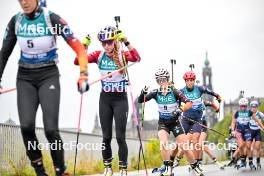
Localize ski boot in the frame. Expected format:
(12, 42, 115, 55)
(249, 162, 256, 170)
(257, 163, 261, 170)
(103, 158, 113, 176)
(190, 162, 204, 176)
(152, 165, 166, 173)
(119, 161, 128, 176)
(160, 160, 174, 176)
(160, 166, 173, 176)
(103, 167, 113, 176)
(55, 165, 71, 176)
(173, 157, 181, 168)
(236, 159, 246, 170)
(31, 160, 49, 176)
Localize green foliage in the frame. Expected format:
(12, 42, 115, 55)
(207, 114, 232, 143)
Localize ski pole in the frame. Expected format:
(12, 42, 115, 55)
(183, 116, 226, 137)
(170, 59, 176, 84)
(114, 16, 148, 176)
(73, 94, 84, 175)
(138, 92, 146, 172)
(73, 39, 89, 175)
(189, 64, 195, 71)
(88, 62, 136, 86)
(0, 88, 16, 95)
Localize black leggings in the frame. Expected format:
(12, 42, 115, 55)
(99, 91, 128, 163)
(16, 75, 64, 168)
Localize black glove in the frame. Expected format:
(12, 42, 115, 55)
(216, 95, 222, 103)
(172, 109, 183, 118)
(141, 86, 149, 95)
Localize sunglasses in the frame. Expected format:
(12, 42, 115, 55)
(185, 79, 195, 82)
(156, 78, 168, 84)
(240, 105, 247, 108)
(102, 40, 114, 46)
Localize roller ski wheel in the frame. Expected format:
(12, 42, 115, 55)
(249, 162, 256, 170)
(257, 163, 261, 170)
(160, 173, 174, 176)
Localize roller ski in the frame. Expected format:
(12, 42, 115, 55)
(118, 162, 128, 176)
(211, 158, 225, 170)
(221, 158, 238, 169)
(152, 165, 166, 174)
(236, 160, 246, 170)
(188, 162, 204, 176)
(103, 168, 113, 176)
(249, 162, 256, 170)
(192, 165, 204, 176)
(257, 163, 261, 170)
(103, 158, 113, 176)
(152, 165, 174, 176)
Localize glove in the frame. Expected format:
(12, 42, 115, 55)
(116, 30, 127, 42)
(172, 108, 183, 118)
(215, 108, 220, 113)
(216, 95, 222, 103)
(141, 86, 149, 95)
(82, 34, 91, 48)
(77, 73, 89, 94)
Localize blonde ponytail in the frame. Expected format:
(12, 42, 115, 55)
(113, 41, 126, 75)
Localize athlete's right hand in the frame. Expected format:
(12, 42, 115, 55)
(172, 109, 182, 118)
(82, 34, 91, 48)
(77, 73, 89, 94)
(141, 86, 149, 95)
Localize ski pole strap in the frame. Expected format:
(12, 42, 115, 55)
(0, 88, 16, 94)
(184, 116, 226, 137)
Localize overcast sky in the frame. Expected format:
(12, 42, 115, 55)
(0, 0, 264, 133)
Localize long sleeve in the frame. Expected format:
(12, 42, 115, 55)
(0, 15, 17, 81)
(198, 85, 219, 98)
(138, 89, 158, 103)
(50, 12, 88, 73)
(124, 48, 141, 62)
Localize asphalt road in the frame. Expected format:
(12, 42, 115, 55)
(87, 159, 263, 176)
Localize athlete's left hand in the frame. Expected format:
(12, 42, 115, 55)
(216, 95, 222, 103)
(116, 30, 127, 42)
(77, 73, 89, 93)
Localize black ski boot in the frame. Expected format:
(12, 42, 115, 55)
(31, 160, 48, 176)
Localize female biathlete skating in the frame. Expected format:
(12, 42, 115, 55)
(180, 71, 222, 163)
(170, 100, 220, 168)
(249, 100, 264, 169)
(75, 26, 141, 176)
(0, 0, 89, 175)
(138, 68, 204, 176)
(230, 98, 264, 170)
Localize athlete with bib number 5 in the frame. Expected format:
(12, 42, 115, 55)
(0, 0, 89, 175)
